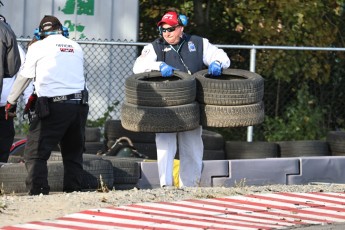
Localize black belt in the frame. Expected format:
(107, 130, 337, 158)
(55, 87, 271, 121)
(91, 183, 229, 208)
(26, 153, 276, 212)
(48, 93, 82, 103)
(52, 100, 81, 104)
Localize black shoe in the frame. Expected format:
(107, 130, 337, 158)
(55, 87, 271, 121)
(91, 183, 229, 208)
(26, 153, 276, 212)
(28, 189, 49, 196)
(63, 187, 82, 193)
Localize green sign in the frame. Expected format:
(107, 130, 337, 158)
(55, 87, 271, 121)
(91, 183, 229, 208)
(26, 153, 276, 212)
(58, 0, 95, 39)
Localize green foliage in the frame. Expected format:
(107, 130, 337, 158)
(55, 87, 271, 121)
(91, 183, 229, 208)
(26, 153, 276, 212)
(139, 0, 344, 81)
(86, 100, 119, 128)
(263, 84, 327, 141)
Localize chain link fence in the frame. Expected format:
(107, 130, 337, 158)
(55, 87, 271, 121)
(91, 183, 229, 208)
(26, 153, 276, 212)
(15, 39, 345, 141)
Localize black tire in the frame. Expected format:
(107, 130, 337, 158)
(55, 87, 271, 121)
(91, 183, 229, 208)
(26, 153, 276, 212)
(121, 102, 200, 133)
(104, 119, 155, 143)
(84, 142, 105, 155)
(132, 142, 157, 159)
(202, 129, 225, 150)
(0, 158, 114, 194)
(81, 159, 114, 191)
(0, 161, 65, 194)
(202, 149, 225, 160)
(225, 141, 279, 159)
(47, 153, 113, 190)
(276, 140, 331, 157)
(326, 131, 345, 155)
(48, 152, 102, 161)
(85, 127, 101, 142)
(0, 163, 28, 193)
(125, 71, 196, 106)
(200, 101, 265, 128)
(195, 68, 264, 106)
(101, 156, 143, 184)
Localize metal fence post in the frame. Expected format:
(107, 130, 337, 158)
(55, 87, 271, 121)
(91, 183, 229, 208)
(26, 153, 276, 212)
(247, 47, 257, 142)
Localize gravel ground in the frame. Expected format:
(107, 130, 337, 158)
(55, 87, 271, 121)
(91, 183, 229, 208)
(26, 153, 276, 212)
(1, 184, 345, 228)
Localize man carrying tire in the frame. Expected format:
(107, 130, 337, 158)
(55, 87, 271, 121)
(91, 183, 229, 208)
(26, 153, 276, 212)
(6, 15, 89, 195)
(132, 9, 230, 188)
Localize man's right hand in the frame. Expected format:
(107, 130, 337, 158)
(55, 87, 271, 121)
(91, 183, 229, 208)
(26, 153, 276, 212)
(5, 102, 17, 120)
(159, 62, 176, 77)
(24, 93, 38, 114)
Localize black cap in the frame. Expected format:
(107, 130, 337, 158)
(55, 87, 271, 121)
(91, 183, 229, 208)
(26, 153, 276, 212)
(39, 15, 62, 32)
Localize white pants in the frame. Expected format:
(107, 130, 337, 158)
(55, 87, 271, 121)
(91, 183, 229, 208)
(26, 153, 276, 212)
(156, 126, 203, 187)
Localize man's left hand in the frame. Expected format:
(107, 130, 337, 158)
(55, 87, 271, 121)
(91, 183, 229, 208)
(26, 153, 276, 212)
(208, 61, 222, 76)
(5, 102, 17, 120)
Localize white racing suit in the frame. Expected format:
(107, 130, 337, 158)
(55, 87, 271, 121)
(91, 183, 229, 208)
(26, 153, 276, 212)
(156, 126, 203, 187)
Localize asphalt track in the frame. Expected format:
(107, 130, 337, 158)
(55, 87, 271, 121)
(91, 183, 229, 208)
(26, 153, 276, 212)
(2, 192, 345, 230)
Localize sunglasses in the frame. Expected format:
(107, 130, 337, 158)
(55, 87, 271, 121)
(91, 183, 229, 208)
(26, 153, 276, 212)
(161, 26, 179, 33)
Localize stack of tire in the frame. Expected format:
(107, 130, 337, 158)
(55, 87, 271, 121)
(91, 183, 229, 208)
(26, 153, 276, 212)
(48, 152, 144, 191)
(84, 127, 104, 154)
(120, 71, 199, 133)
(195, 68, 265, 128)
(1, 152, 115, 194)
(225, 140, 331, 159)
(276, 140, 330, 158)
(225, 141, 279, 159)
(120, 71, 228, 160)
(195, 68, 267, 159)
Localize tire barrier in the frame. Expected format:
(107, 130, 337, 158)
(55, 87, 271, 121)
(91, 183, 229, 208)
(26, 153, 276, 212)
(84, 127, 104, 155)
(326, 131, 345, 156)
(276, 140, 330, 157)
(0, 158, 114, 194)
(225, 141, 278, 159)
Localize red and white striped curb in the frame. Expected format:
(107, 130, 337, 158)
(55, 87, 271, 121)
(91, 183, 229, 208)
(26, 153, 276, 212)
(2, 192, 345, 229)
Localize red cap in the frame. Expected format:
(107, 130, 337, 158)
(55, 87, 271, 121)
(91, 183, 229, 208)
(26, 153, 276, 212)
(157, 11, 179, 27)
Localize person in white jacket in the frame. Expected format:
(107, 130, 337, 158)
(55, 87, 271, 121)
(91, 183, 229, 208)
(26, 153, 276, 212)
(0, 15, 33, 162)
(6, 15, 88, 195)
(132, 10, 230, 188)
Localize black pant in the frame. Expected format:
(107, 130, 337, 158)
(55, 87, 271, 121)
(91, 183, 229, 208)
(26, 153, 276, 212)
(0, 106, 15, 162)
(24, 102, 89, 195)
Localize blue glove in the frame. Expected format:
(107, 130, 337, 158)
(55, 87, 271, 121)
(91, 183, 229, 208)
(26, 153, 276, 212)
(208, 61, 222, 76)
(159, 62, 176, 77)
